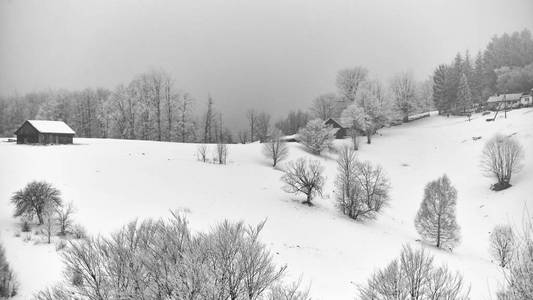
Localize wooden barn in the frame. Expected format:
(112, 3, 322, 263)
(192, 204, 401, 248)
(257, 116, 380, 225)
(15, 120, 75, 144)
(324, 118, 348, 139)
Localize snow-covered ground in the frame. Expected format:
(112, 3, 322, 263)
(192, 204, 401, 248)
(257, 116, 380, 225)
(1, 108, 532, 299)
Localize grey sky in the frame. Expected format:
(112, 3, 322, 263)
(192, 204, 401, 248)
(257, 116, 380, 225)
(1, 0, 532, 129)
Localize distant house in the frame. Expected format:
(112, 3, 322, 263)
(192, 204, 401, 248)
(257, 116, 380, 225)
(520, 94, 533, 107)
(15, 120, 75, 144)
(486, 93, 523, 110)
(324, 118, 348, 139)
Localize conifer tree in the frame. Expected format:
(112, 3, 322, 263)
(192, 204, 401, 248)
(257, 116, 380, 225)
(457, 74, 473, 114)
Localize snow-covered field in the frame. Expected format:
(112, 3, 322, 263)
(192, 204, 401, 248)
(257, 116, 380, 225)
(1, 109, 532, 299)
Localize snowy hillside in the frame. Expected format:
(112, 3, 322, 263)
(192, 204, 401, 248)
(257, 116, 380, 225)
(1, 108, 532, 299)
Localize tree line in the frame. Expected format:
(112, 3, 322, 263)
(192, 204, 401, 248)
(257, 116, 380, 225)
(433, 29, 533, 114)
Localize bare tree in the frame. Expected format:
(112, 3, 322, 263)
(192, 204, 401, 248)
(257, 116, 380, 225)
(263, 130, 289, 167)
(498, 220, 533, 299)
(335, 149, 390, 221)
(204, 95, 215, 143)
(255, 112, 271, 143)
(0, 243, 19, 298)
(281, 158, 325, 205)
(197, 144, 208, 162)
(490, 225, 515, 267)
(268, 279, 310, 300)
(238, 130, 248, 144)
(415, 174, 461, 249)
(297, 119, 337, 155)
(11, 181, 62, 225)
(56, 202, 75, 236)
(390, 72, 417, 122)
(481, 134, 524, 191)
(310, 93, 339, 120)
(359, 245, 469, 300)
(341, 104, 365, 150)
(336, 67, 368, 103)
(247, 109, 258, 142)
(42, 203, 56, 244)
(216, 143, 228, 164)
(176, 93, 196, 143)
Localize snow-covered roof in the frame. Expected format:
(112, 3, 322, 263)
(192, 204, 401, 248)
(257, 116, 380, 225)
(487, 93, 523, 103)
(27, 120, 75, 134)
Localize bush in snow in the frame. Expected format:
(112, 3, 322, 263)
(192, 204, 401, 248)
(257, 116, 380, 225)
(359, 244, 469, 300)
(0, 243, 19, 298)
(197, 144, 208, 162)
(490, 225, 515, 267)
(281, 158, 325, 205)
(481, 134, 524, 191)
(216, 143, 228, 164)
(297, 119, 336, 155)
(497, 222, 533, 299)
(335, 147, 390, 221)
(34, 215, 300, 300)
(56, 202, 75, 236)
(263, 129, 289, 167)
(11, 181, 62, 225)
(70, 224, 87, 240)
(414, 174, 460, 249)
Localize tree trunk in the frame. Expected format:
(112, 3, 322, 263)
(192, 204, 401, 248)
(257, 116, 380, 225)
(303, 193, 312, 205)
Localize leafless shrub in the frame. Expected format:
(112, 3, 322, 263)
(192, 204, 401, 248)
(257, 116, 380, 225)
(263, 129, 289, 167)
(197, 144, 208, 162)
(498, 220, 533, 299)
(268, 278, 311, 300)
(481, 134, 524, 191)
(415, 174, 460, 249)
(71, 224, 87, 240)
(281, 158, 325, 205)
(36, 215, 298, 299)
(216, 143, 228, 164)
(359, 245, 469, 300)
(490, 225, 515, 267)
(56, 202, 75, 236)
(335, 147, 390, 221)
(0, 243, 19, 298)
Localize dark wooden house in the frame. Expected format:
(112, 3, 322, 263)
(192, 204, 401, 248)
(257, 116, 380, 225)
(15, 120, 75, 144)
(324, 118, 348, 139)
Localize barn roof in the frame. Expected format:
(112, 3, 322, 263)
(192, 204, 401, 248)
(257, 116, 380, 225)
(325, 118, 350, 128)
(487, 93, 523, 103)
(26, 120, 75, 134)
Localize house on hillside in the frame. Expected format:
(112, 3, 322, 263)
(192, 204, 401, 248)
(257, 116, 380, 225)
(324, 118, 348, 139)
(486, 93, 523, 110)
(15, 120, 75, 144)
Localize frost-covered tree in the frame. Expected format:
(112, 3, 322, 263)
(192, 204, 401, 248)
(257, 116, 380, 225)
(341, 104, 365, 150)
(34, 215, 298, 300)
(415, 175, 461, 249)
(56, 202, 75, 236)
(489, 225, 515, 267)
(11, 181, 62, 225)
(481, 134, 524, 191)
(216, 143, 228, 164)
(0, 243, 18, 298)
(335, 147, 390, 221)
(390, 72, 417, 122)
(311, 93, 339, 120)
(263, 129, 289, 167)
(297, 119, 337, 155)
(457, 73, 473, 114)
(197, 144, 208, 162)
(336, 67, 369, 103)
(256, 112, 272, 143)
(359, 245, 469, 300)
(498, 221, 533, 299)
(42, 203, 56, 244)
(281, 158, 325, 205)
(353, 82, 390, 144)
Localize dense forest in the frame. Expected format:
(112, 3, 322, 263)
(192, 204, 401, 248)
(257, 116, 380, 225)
(1, 29, 532, 142)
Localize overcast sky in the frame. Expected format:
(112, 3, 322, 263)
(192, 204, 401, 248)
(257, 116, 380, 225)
(1, 0, 532, 129)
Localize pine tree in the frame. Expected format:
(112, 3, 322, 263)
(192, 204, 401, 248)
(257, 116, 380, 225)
(472, 51, 485, 104)
(457, 74, 473, 114)
(432, 65, 448, 114)
(203, 95, 214, 143)
(414, 175, 460, 249)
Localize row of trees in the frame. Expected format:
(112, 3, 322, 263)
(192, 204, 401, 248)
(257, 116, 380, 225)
(34, 215, 309, 300)
(433, 29, 533, 114)
(0, 243, 18, 298)
(0, 71, 233, 144)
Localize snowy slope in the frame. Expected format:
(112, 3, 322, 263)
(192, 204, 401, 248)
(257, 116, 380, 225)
(1, 108, 532, 299)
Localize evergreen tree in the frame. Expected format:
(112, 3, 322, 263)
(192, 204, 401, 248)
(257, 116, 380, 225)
(472, 51, 485, 104)
(203, 95, 214, 143)
(457, 74, 473, 113)
(432, 65, 448, 113)
(415, 175, 460, 249)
